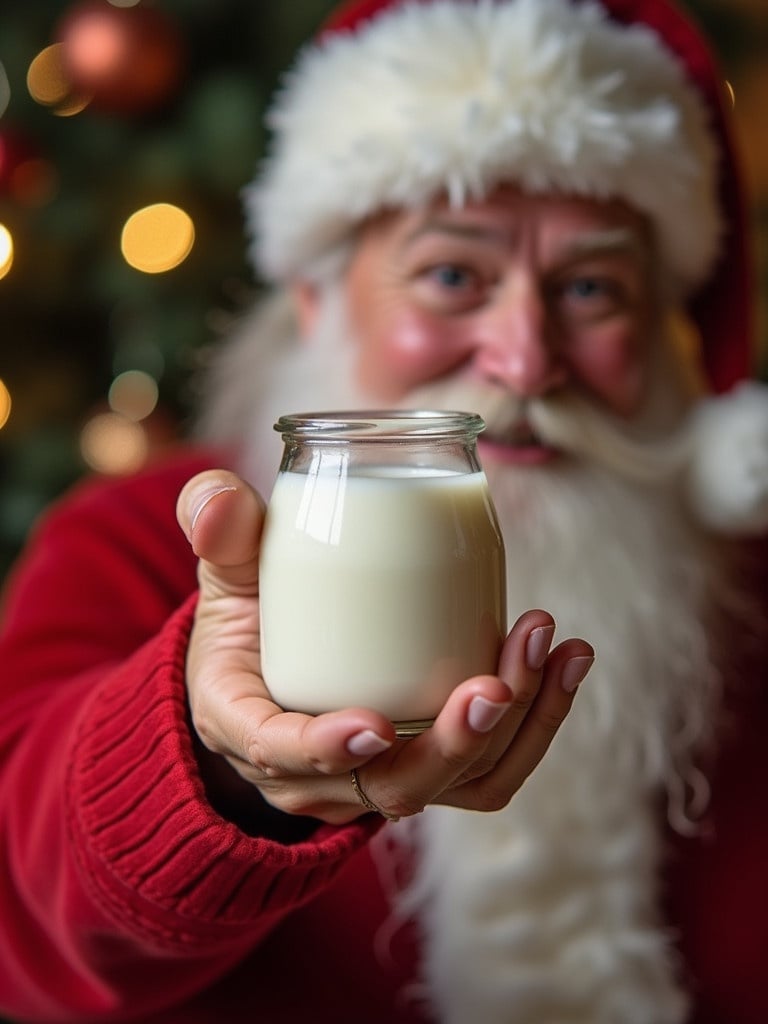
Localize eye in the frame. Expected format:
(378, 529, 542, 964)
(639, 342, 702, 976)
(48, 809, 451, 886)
(426, 263, 477, 291)
(553, 274, 626, 323)
(411, 261, 490, 313)
(566, 277, 605, 299)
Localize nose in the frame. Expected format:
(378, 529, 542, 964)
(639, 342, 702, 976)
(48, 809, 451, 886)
(474, 278, 567, 397)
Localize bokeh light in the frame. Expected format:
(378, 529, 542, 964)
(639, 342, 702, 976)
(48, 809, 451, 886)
(0, 224, 13, 279)
(26, 44, 90, 116)
(79, 412, 148, 475)
(56, 1, 185, 116)
(63, 12, 127, 82)
(0, 126, 59, 204)
(8, 158, 59, 206)
(120, 202, 195, 273)
(0, 379, 11, 430)
(108, 370, 159, 421)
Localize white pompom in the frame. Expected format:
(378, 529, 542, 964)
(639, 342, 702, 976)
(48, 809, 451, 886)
(686, 381, 768, 535)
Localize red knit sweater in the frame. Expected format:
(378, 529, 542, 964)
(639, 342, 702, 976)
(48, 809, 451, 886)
(0, 449, 765, 1023)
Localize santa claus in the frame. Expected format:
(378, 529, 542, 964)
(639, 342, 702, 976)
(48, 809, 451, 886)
(196, 0, 768, 1019)
(0, 0, 766, 1022)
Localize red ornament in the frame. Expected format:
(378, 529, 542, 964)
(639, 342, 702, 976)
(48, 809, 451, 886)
(56, 1, 185, 116)
(0, 125, 42, 195)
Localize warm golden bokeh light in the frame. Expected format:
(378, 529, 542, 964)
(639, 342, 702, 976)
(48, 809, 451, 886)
(0, 379, 11, 430)
(26, 44, 90, 115)
(108, 370, 159, 422)
(120, 203, 195, 273)
(27, 44, 69, 106)
(52, 94, 92, 118)
(0, 224, 14, 279)
(79, 412, 148, 475)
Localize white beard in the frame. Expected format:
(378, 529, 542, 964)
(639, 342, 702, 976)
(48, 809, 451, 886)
(379, 462, 726, 1024)
(198, 284, 742, 1024)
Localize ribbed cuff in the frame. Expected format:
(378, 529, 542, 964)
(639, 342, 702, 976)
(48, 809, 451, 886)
(67, 593, 380, 953)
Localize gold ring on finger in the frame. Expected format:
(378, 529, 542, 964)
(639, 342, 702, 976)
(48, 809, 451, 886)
(349, 768, 400, 822)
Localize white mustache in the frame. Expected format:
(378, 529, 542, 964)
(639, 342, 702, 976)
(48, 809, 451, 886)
(528, 392, 689, 483)
(406, 379, 692, 485)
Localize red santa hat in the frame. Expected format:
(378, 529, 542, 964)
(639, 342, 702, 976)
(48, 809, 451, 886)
(245, 0, 756, 392)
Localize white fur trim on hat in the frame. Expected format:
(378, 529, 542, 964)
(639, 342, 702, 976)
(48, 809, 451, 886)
(245, 0, 721, 287)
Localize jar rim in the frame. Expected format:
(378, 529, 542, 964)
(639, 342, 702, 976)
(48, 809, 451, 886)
(274, 409, 485, 441)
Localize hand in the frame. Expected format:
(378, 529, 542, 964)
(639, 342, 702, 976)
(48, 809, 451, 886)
(177, 469, 594, 826)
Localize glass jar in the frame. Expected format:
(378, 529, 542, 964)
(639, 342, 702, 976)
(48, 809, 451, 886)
(259, 410, 506, 735)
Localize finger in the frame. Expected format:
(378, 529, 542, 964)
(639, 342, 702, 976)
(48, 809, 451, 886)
(439, 639, 594, 810)
(335, 673, 514, 819)
(177, 469, 266, 586)
(457, 609, 556, 777)
(253, 680, 511, 825)
(191, 680, 398, 780)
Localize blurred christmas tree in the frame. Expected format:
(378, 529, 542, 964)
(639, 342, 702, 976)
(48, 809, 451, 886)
(0, 0, 766, 580)
(0, 0, 337, 577)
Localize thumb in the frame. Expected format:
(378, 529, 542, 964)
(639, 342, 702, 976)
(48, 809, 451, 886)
(176, 470, 266, 574)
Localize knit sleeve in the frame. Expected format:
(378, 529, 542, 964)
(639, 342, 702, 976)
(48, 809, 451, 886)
(0, 455, 380, 1020)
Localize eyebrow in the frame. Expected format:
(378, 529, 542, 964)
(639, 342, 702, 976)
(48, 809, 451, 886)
(401, 220, 648, 262)
(402, 219, 509, 248)
(559, 228, 649, 263)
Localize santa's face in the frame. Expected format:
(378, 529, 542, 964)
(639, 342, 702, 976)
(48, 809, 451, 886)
(318, 187, 658, 469)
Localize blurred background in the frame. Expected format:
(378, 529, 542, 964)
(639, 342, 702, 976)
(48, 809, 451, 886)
(0, 0, 766, 579)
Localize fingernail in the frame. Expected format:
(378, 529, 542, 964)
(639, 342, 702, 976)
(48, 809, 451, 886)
(468, 696, 511, 734)
(346, 730, 393, 757)
(526, 624, 555, 671)
(561, 655, 594, 693)
(190, 486, 237, 532)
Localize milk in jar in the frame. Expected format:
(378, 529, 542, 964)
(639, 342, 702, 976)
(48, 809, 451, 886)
(259, 411, 506, 729)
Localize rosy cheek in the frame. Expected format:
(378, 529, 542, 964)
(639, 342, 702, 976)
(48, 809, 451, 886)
(357, 316, 469, 397)
(569, 329, 646, 416)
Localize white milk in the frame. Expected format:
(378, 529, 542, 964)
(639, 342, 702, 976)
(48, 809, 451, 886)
(259, 467, 506, 722)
